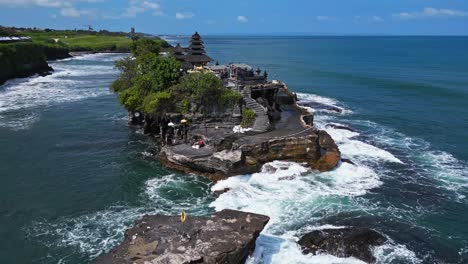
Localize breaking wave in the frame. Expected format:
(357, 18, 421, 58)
(0, 53, 122, 130)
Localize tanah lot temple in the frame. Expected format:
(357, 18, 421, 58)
(169, 32, 295, 133)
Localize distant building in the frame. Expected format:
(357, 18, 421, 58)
(130, 27, 135, 38)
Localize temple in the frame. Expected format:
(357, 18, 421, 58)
(171, 32, 212, 70)
(167, 32, 294, 133)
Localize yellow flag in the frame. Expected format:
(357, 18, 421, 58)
(181, 210, 187, 223)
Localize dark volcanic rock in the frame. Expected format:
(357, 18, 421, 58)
(300, 102, 343, 113)
(96, 209, 269, 264)
(298, 228, 387, 263)
(341, 158, 356, 165)
(326, 124, 355, 132)
(302, 114, 314, 127)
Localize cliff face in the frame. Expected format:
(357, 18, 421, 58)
(96, 209, 269, 264)
(0, 43, 54, 85)
(159, 130, 340, 181)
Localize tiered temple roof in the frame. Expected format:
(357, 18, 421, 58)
(170, 32, 212, 70)
(186, 32, 212, 66)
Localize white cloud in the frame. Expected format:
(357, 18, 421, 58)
(0, 0, 68, 7)
(0, 0, 100, 7)
(60, 7, 80, 17)
(316, 16, 335, 21)
(176, 12, 194, 19)
(372, 16, 383, 21)
(122, 0, 162, 17)
(395, 7, 468, 19)
(237, 15, 248, 23)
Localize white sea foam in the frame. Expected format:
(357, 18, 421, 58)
(210, 160, 385, 263)
(145, 174, 213, 215)
(28, 206, 145, 259)
(296, 92, 353, 115)
(296, 93, 403, 165)
(373, 243, 422, 264)
(297, 92, 339, 106)
(28, 174, 213, 261)
(0, 54, 119, 130)
(71, 53, 128, 62)
(246, 234, 366, 264)
(211, 161, 381, 227)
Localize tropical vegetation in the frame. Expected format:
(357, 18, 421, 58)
(111, 39, 241, 117)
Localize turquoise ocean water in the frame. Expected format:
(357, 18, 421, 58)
(0, 36, 467, 263)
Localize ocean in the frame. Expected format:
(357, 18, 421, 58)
(0, 36, 467, 263)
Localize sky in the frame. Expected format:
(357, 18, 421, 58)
(0, 0, 468, 35)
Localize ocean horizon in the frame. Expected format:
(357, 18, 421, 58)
(1, 35, 467, 263)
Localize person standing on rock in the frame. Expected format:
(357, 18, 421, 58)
(181, 119, 189, 143)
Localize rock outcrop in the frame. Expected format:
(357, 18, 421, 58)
(96, 209, 269, 264)
(314, 130, 341, 172)
(159, 130, 341, 181)
(298, 228, 387, 263)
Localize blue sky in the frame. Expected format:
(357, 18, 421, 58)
(1, 0, 468, 35)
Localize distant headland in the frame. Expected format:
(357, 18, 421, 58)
(0, 26, 168, 85)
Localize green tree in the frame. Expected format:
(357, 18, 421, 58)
(142, 90, 174, 115)
(111, 56, 138, 93)
(130, 38, 162, 57)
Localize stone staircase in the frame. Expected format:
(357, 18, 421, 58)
(241, 87, 270, 133)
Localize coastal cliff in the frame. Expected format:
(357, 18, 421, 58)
(0, 43, 53, 85)
(159, 129, 340, 181)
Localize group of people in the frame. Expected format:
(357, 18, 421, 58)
(162, 119, 189, 146)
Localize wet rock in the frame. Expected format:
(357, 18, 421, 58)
(96, 209, 269, 264)
(300, 102, 342, 113)
(212, 188, 231, 197)
(312, 130, 341, 172)
(326, 124, 355, 132)
(302, 114, 314, 127)
(298, 228, 387, 263)
(341, 158, 356, 165)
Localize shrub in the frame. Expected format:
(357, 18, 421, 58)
(241, 108, 256, 128)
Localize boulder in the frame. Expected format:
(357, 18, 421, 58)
(312, 130, 341, 172)
(96, 209, 269, 264)
(298, 228, 387, 263)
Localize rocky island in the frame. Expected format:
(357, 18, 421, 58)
(100, 33, 344, 263)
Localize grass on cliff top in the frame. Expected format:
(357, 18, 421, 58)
(23, 31, 133, 52)
(60, 35, 132, 52)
